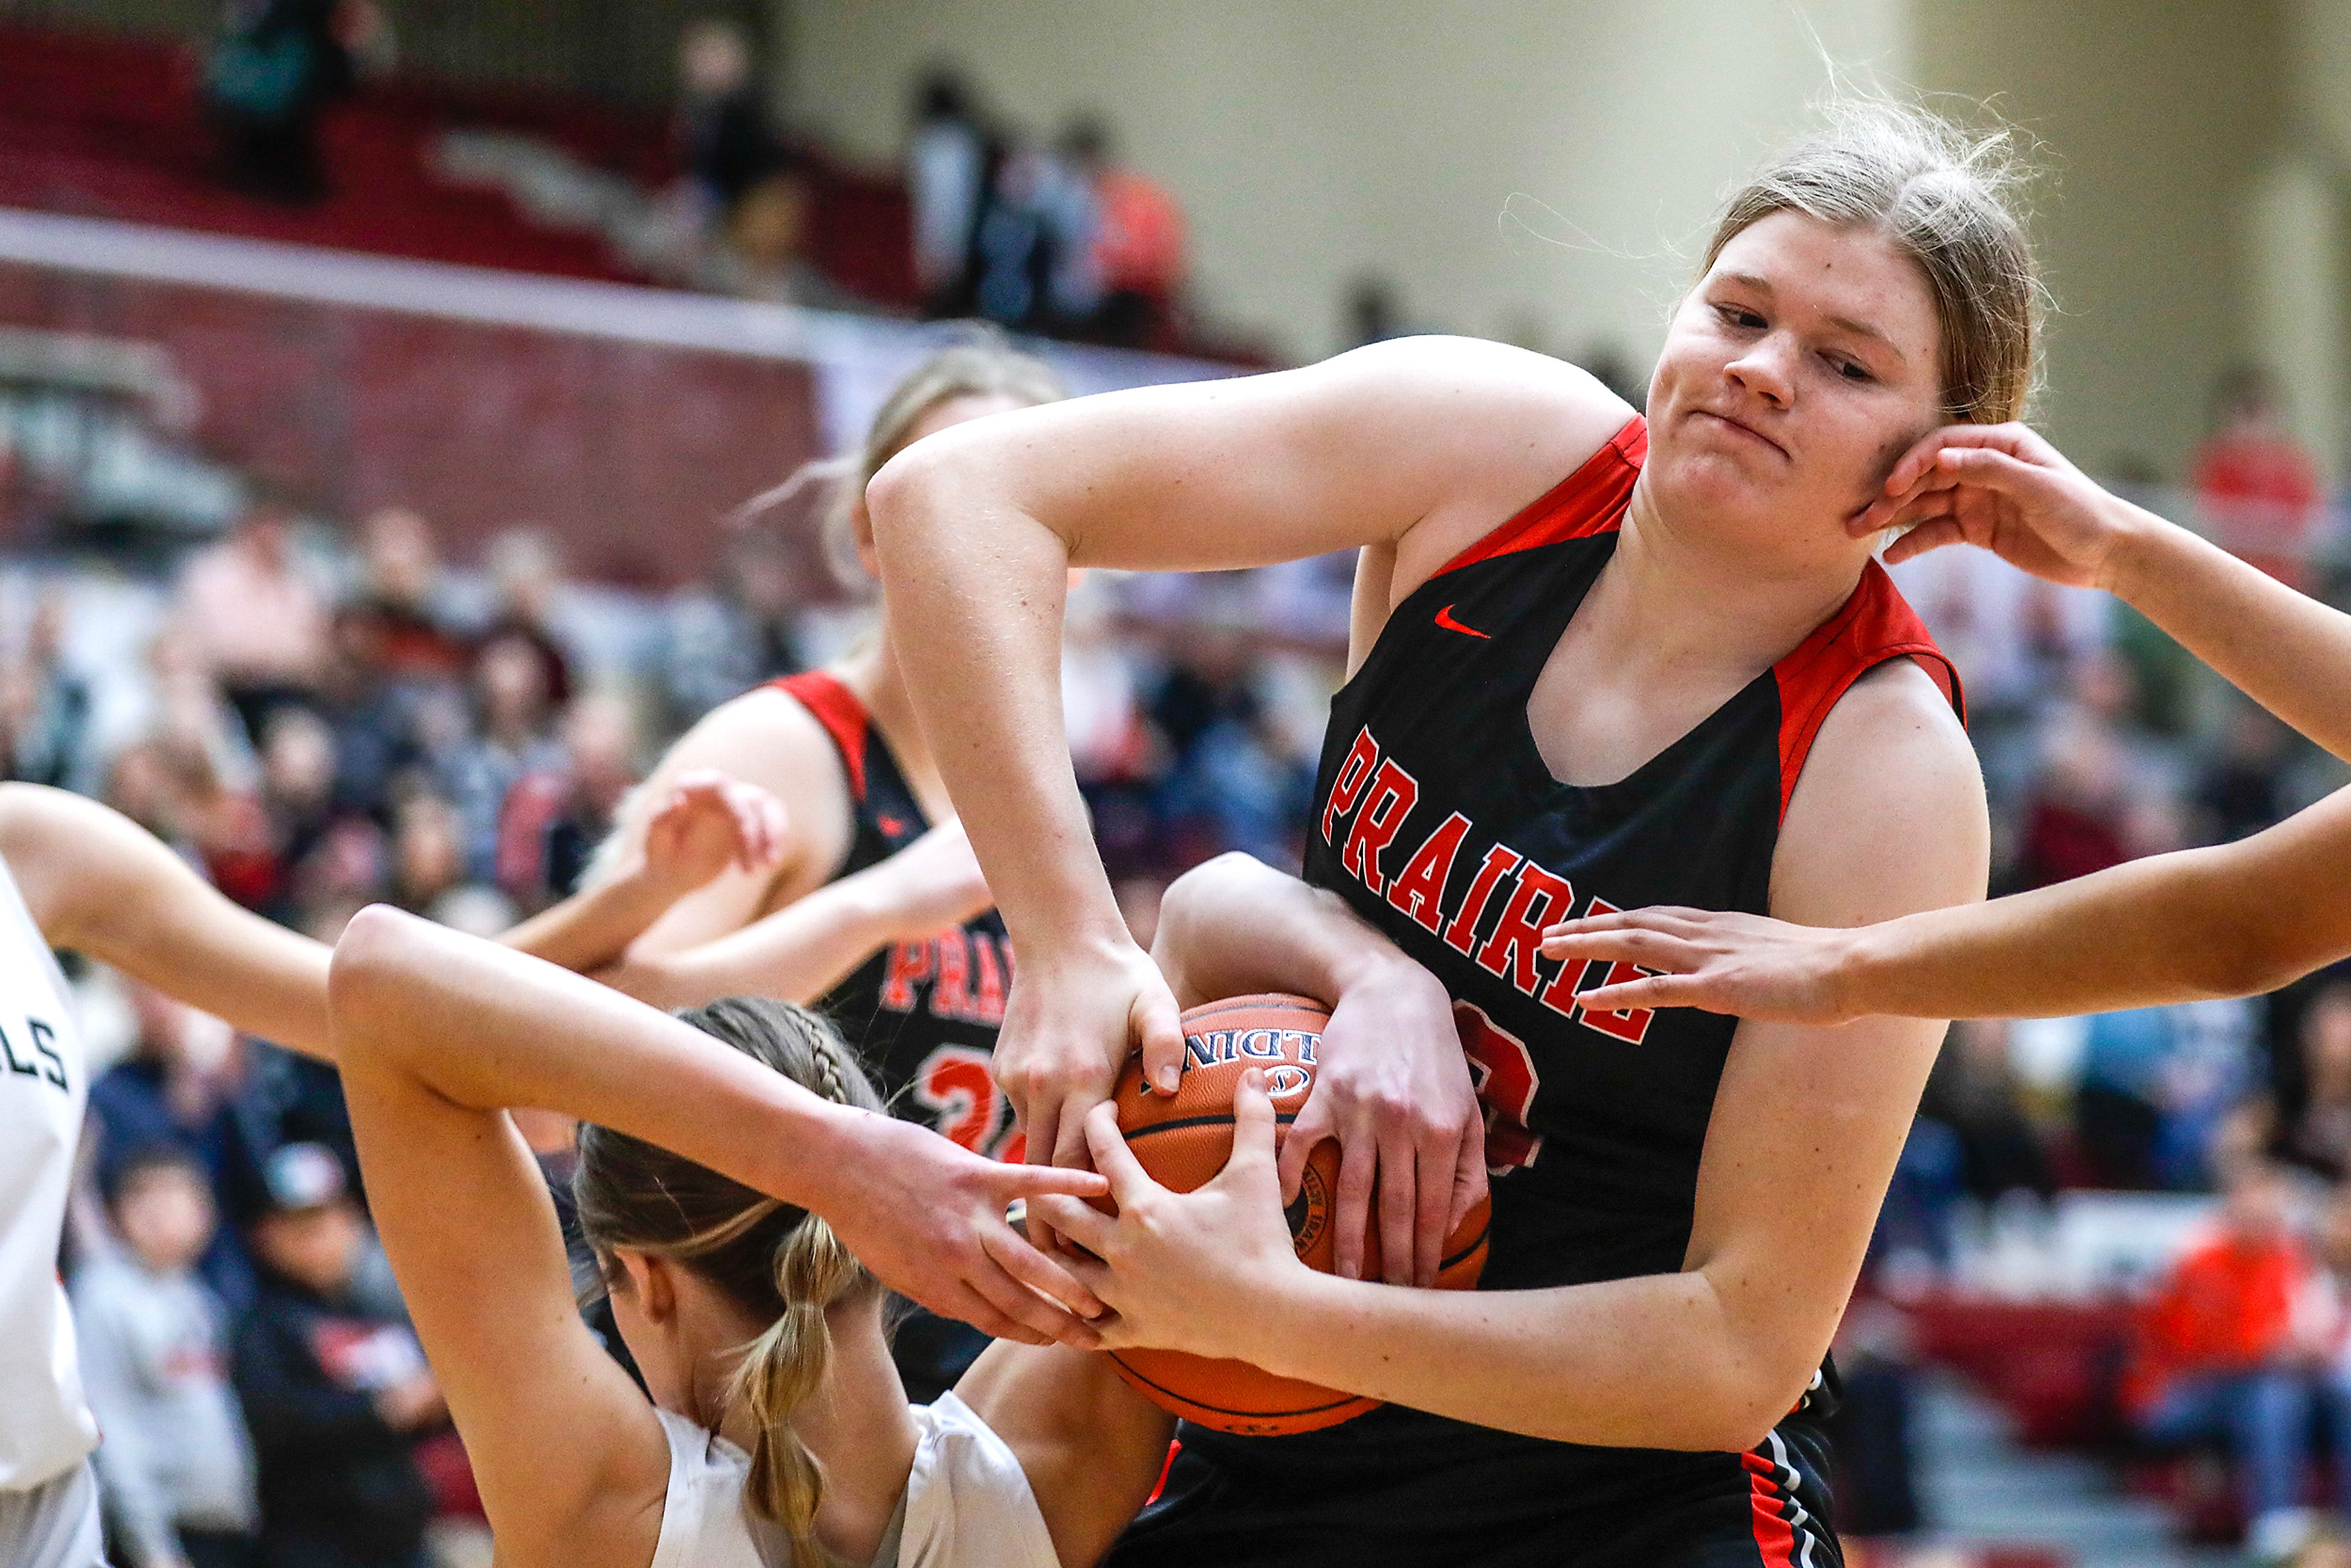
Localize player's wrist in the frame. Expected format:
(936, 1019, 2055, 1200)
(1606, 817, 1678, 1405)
(2092, 495, 2172, 601)
(759, 1093, 877, 1215)
(1831, 920, 1905, 1022)
(1235, 1266, 1356, 1376)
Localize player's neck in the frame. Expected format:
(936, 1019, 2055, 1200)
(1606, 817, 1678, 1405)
(757, 1300, 920, 1564)
(1600, 479, 1862, 681)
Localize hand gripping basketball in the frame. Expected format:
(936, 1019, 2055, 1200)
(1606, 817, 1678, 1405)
(1031, 994, 1489, 1435)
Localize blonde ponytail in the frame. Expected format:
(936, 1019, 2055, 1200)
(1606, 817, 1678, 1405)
(730, 1215, 872, 1562)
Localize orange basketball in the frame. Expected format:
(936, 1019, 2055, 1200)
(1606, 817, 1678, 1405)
(1106, 992, 1490, 1436)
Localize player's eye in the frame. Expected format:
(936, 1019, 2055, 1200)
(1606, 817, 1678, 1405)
(1827, 354, 1874, 383)
(1712, 302, 1766, 332)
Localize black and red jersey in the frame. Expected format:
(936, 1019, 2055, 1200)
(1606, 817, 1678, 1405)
(1122, 416, 1962, 1566)
(1307, 416, 1959, 1296)
(770, 672, 1020, 1161)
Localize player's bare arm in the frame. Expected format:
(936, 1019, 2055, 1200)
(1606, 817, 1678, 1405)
(868, 336, 1629, 1174)
(0, 782, 336, 1062)
(597, 816, 990, 1008)
(952, 1345, 1174, 1568)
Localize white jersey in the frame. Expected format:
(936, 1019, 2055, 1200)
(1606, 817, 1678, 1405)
(649, 1392, 1059, 1568)
(0, 852, 97, 1492)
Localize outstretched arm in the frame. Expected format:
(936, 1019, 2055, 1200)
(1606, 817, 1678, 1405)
(1153, 852, 1483, 1287)
(952, 1344, 1174, 1568)
(329, 906, 1110, 1347)
(1863, 421, 2351, 760)
(1528, 421, 2351, 1029)
(329, 911, 669, 1568)
(1542, 781, 2351, 1025)
(0, 784, 333, 1061)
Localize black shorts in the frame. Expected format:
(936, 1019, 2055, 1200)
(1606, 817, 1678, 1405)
(1108, 1413, 1840, 1568)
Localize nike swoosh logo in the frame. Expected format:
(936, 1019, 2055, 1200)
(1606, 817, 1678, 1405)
(1434, 604, 1490, 639)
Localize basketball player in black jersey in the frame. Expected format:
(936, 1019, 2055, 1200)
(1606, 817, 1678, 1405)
(869, 100, 2028, 1566)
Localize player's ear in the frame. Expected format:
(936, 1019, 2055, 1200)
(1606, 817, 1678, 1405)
(617, 1250, 677, 1325)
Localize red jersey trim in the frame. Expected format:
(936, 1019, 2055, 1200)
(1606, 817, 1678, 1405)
(770, 669, 870, 802)
(1771, 560, 1965, 824)
(1434, 415, 1647, 577)
(1741, 1451, 1800, 1568)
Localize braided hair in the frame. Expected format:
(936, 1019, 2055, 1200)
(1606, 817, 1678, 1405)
(572, 996, 886, 1566)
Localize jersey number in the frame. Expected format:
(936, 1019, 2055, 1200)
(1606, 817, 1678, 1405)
(913, 1046, 1018, 1161)
(1455, 1001, 1542, 1176)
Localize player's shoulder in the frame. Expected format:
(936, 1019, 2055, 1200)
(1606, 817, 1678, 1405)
(1338, 339, 1637, 600)
(672, 677, 849, 779)
(1775, 658, 1987, 921)
(1322, 335, 1632, 440)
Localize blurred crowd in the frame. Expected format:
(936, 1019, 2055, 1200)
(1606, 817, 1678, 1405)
(659, 29, 1190, 347)
(196, 5, 1194, 351)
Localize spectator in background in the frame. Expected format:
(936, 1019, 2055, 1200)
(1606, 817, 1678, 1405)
(2195, 366, 2323, 591)
(2279, 985, 2351, 1182)
(233, 1144, 439, 1568)
(177, 497, 331, 746)
(314, 606, 423, 825)
(440, 628, 563, 883)
(384, 789, 470, 920)
(655, 528, 803, 732)
(674, 18, 780, 219)
(72, 1149, 260, 1568)
(2198, 701, 2297, 847)
(2124, 1157, 2322, 1559)
(2074, 988, 2255, 1192)
(2012, 707, 2132, 891)
(493, 691, 639, 904)
(478, 528, 577, 705)
(964, 140, 1071, 332)
(248, 708, 342, 920)
(136, 621, 261, 800)
(1, 590, 96, 792)
(907, 67, 991, 312)
(86, 987, 256, 1300)
(1061, 113, 1185, 348)
(348, 510, 465, 684)
(1919, 1019, 2055, 1204)
(1146, 609, 1302, 868)
(203, 0, 365, 203)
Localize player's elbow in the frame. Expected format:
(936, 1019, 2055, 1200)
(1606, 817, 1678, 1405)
(2197, 923, 2311, 1000)
(1152, 850, 1270, 967)
(864, 440, 953, 556)
(325, 904, 427, 1060)
(1714, 1367, 1817, 1455)
(2190, 867, 2326, 999)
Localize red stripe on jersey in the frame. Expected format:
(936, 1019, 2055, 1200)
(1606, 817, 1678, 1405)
(771, 669, 871, 803)
(1741, 1450, 1799, 1568)
(1770, 560, 1964, 825)
(1434, 415, 1648, 577)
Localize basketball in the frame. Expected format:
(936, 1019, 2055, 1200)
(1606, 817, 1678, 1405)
(1106, 992, 1491, 1436)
